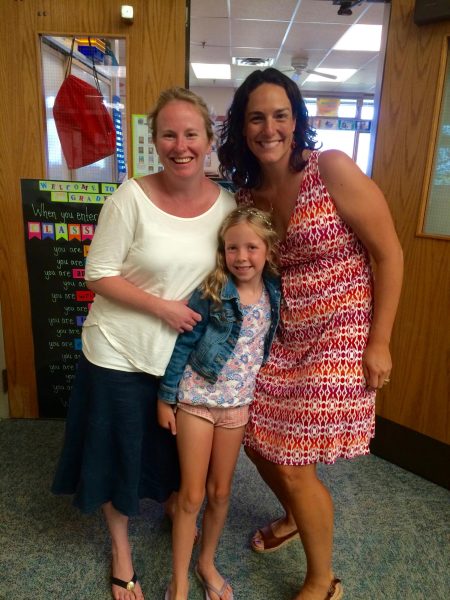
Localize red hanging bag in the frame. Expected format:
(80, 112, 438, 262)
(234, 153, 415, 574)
(53, 38, 116, 169)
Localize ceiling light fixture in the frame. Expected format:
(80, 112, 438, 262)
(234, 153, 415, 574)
(333, 24, 382, 51)
(120, 5, 134, 23)
(191, 63, 231, 79)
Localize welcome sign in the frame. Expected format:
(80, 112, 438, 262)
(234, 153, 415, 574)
(21, 179, 117, 417)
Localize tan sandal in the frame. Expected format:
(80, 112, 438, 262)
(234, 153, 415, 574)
(326, 578, 343, 599)
(195, 564, 233, 600)
(251, 521, 299, 553)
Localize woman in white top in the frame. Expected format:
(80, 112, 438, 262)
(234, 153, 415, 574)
(52, 87, 235, 600)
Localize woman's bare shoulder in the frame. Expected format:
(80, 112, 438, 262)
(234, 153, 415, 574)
(318, 149, 364, 183)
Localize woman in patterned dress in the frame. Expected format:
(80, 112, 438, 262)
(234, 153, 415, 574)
(218, 68, 403, 600)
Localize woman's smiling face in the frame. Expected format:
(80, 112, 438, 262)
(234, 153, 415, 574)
(154, 100, 211, 178)
(243, 83, 296, 169)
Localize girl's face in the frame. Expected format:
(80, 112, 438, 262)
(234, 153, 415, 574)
(243, 83, 296, 169)
(224, 222, 268, 288)
(154, 100, 211, 179)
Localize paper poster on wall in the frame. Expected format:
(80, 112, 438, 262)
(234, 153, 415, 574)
(317, 97, 340, 117)
(356, 120, 371, 132)
(131, 114, 163, 177)
(338, 119, 356, 131)
(205, 115, 224, 177)
(311, 117, 338, 130)
(21, 179, 117, 417)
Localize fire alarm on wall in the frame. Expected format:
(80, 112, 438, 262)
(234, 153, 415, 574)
(121, 5, 134, 22)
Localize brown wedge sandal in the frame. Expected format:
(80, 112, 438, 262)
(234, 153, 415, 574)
(326, 577, 343, 600)
(251, 521, 299, 553)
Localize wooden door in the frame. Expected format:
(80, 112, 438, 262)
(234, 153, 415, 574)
(371, 0, 450, 485)
(0, 0, 186, 417)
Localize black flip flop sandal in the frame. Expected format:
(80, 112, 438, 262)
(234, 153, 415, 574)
(111, 571, 138, 592)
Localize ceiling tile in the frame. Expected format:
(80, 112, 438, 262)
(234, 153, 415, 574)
(358, 2, 387, 25)
(231, 0, 298, 21)
(284, 22, 349, 52)
(190, 18, 230, 47)
(190, 0, 229, 19)
(294, 0, 366, 24)
(190, 45, 231, 63)
(231, 19, 288, 48)
(322, 50, 379, 69)
(232, 47, 279, 59)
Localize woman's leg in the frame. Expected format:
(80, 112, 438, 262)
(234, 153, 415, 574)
(196, 424, 245, 600)
(103, 501, 144, 600)
(245, 447, 297, 545)
(249, 455, 335, 600)
(279, 463, 334, 599)
(170, 410, 214, 600)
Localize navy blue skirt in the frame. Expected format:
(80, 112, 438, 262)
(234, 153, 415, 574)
(52, 355, 180, 516)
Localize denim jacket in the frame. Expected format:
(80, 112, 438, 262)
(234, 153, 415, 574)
(159, 272, 281, 404)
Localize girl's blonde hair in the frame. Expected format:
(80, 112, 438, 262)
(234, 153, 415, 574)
(201, 206, 279, 304)
(148, 87, 214, 142)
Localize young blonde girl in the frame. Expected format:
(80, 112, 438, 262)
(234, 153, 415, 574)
(158, 207, 281, 600)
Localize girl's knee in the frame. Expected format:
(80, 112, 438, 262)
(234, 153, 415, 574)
(177, 489, 205, 515)
(206, 483, 231, 507)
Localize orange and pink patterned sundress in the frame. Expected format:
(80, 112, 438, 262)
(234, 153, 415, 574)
(238, 150, 376, 466)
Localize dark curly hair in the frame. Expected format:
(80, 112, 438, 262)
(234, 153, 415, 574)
(218, 68, 317, 188)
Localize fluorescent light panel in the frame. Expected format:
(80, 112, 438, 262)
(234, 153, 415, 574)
(305, 69, 357, 83)
(191, 63, 231, 79)
(333, 25, 382, 52)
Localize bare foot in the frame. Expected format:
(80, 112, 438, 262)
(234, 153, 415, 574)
(165, 577, 190, 600)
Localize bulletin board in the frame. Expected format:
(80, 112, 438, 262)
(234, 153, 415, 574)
(131, 114, 163, 177)
(21, 179, 117, 417)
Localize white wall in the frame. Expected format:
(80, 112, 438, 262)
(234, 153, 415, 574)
(191, 86, 235, 118)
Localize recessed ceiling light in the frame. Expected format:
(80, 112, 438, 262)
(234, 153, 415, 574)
(191, 63, 231, 79)
(305, 68, 357, 83)
(333, 24, 382, 52)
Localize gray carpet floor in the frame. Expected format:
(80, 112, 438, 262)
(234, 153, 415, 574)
(1, 419, 449, 600)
